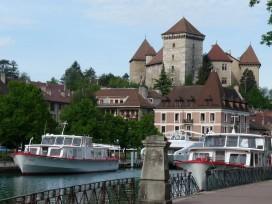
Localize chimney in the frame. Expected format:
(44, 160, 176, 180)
(0, 72, 6, 84)
(139, 86, 148, 99)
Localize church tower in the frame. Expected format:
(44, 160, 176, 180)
(129, 39, 156, 84)
(161, 17, 205, 85)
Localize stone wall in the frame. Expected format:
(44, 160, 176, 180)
(145, 64, 163, 88)
(211, 61, 232, 86)
(130, 60, 146, 84)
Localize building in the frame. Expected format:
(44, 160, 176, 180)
(32, 82, 72, 122)
(154, 71, 249, 137)
(95, 87, 161, 120)
(130, 17, 261, 88)
(207, 43, 261, 86)
(249, 111, 272, 134)
(130, 17, 205, 88)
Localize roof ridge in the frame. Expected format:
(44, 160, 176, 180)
(129, 39, 156, 62)
(239, 45, 261, 66)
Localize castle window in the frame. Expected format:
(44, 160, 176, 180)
(172, 55, 175, 60)
(222, 64, 227, 71)
(172, 43, 175, 48)
(200, 113, 205, 122)
(171, 66, 175, 72)
(221, 77, 227, 84)
(162, 113, 166, 122)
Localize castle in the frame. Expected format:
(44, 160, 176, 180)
(129, 17, 261, 88)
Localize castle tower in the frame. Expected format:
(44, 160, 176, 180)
(207, 43, 232, 86)
(161, 17, 205, 85)
(129, 39, 156, 84)
(239, 45, 261, 86)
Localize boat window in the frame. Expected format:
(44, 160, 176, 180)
(41, 137, 56, 145)
(193, 153, 209, 160)
(50, 149, 61, 156)
(205, 136, 226, 147)
(256, 138, 264, 149)
(64, 138, 73, 145)
(55, 137, 64, 145)
(239, 136, 256, 148)
(226, 136, 238, 147)
(29, 148, 37, 154)
(72, 138, 82, 146)
(86, 137, 92, 147)
(229, 154, 246, 165)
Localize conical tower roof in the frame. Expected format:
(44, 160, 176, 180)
(240, 45, 261, 66)
(197, 71, 224, 107)
(208, 43, 232, 62)
(162, 17, 204, 37)
(129, 39, 156, 62)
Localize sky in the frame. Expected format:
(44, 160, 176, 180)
(0, 0, 271, 88)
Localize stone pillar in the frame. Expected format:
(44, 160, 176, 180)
(138, 135, 172, 204)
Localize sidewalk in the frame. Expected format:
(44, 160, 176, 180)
(173, 180, 272, 204)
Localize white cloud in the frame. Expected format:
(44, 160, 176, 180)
(0, 37, 14, 48)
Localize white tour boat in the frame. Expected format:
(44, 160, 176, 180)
(13, 134, 119, 174)
(174, 131, 272, 190)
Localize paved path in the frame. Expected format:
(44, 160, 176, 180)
(173, 180, 272, 204)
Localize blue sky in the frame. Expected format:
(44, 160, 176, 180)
(0, 0, 271, 88)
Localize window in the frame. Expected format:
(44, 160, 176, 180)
(222, 77, 227, 84)
(229, 154, 247, 165)
(172, 55, 175, 60)
(200, 113, 205, 122)
(120, 100, 123, 104)
(161, 126, 166, 133)
(210, 113, 215, 122)
(72, 138, 82, 146)
(64, 138, 73, 145)
(171, 66, 175, 72)
(172, 43, 175, 48)
(175, 113, 179, 122)
(224, 113, 228, 122)
(162, 113, 166, 122)
(50, 103, 55, 111)
(175, 126, 179, 131)
(187, 113, 192, 120)
(222, 64, 227, 71)
(115, 99, 118, 104)
(205, 136, 226, 147)
(226, 136, 238, 147)
(55, 137, 64, 145)
(50, 149, 61, 157)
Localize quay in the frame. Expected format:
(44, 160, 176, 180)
(174, 180, 272, 204)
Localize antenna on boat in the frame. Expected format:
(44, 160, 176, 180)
(61, 121, 68, 135)
(231, 115, 239, 134)
(43, 120, 47, 135)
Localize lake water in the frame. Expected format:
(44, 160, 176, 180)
(0, 169, 141, 200)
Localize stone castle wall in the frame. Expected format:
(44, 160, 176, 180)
(130, 61, 146, 84)
(145, 64, 163, 88)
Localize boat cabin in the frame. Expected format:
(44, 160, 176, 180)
(188, 133, 272, 167)
(25, 134, 110, 160)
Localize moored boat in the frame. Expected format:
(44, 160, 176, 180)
(13, 134, 119, 174)
(174, 132, 272, 190)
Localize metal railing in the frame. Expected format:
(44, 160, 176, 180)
(206, 167, 272, 191)
(0, 172, 199, 204)
(170, 172, 199, 199)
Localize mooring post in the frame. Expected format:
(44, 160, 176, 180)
(138, 135, 172, 204)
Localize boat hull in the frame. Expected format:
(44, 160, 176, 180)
(13, 153, 119, 174)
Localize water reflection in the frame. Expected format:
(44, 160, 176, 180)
(0, 169, 141, 200)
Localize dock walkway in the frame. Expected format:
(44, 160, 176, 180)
(174, 180, 272, 204)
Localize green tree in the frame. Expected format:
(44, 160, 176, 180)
(83, 67, 96, 84)
(245, 87, 272, 109)
(197, 54, 213, 85)
(239, 69, 257, 96)
(47, 77, 59, 84)
(19, 72, 31, 82)
(61, 61, 84, 91)
(0, 59, 19, 79)
(153, 66, 172, 96)
(185, 73, 193, 85)
(0, 81, 56, 148)
(250, 0, 272, 46)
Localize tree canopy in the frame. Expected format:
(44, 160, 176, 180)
(196, 54, 213, 85)
(250, 0, 272, 46)
(239, 69, 257, 96)
(0, 59, 19, 79)
(0, 81, 57, 148)
(153, 66, 172, 96)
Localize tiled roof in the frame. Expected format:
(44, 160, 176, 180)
(96, 88, 154, 108)
(147, 90, 161, 99)
(146, 48, 163, 66)
(162, 17, 204, 37)
(32, 82, 72, 104)
(240, 45, 261, 66)
(208, 44, 232, 62)
(129, 39, 156, 62)
(158, 71, 247, 110)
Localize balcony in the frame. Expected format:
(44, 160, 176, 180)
(183, 118, 194, 124)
